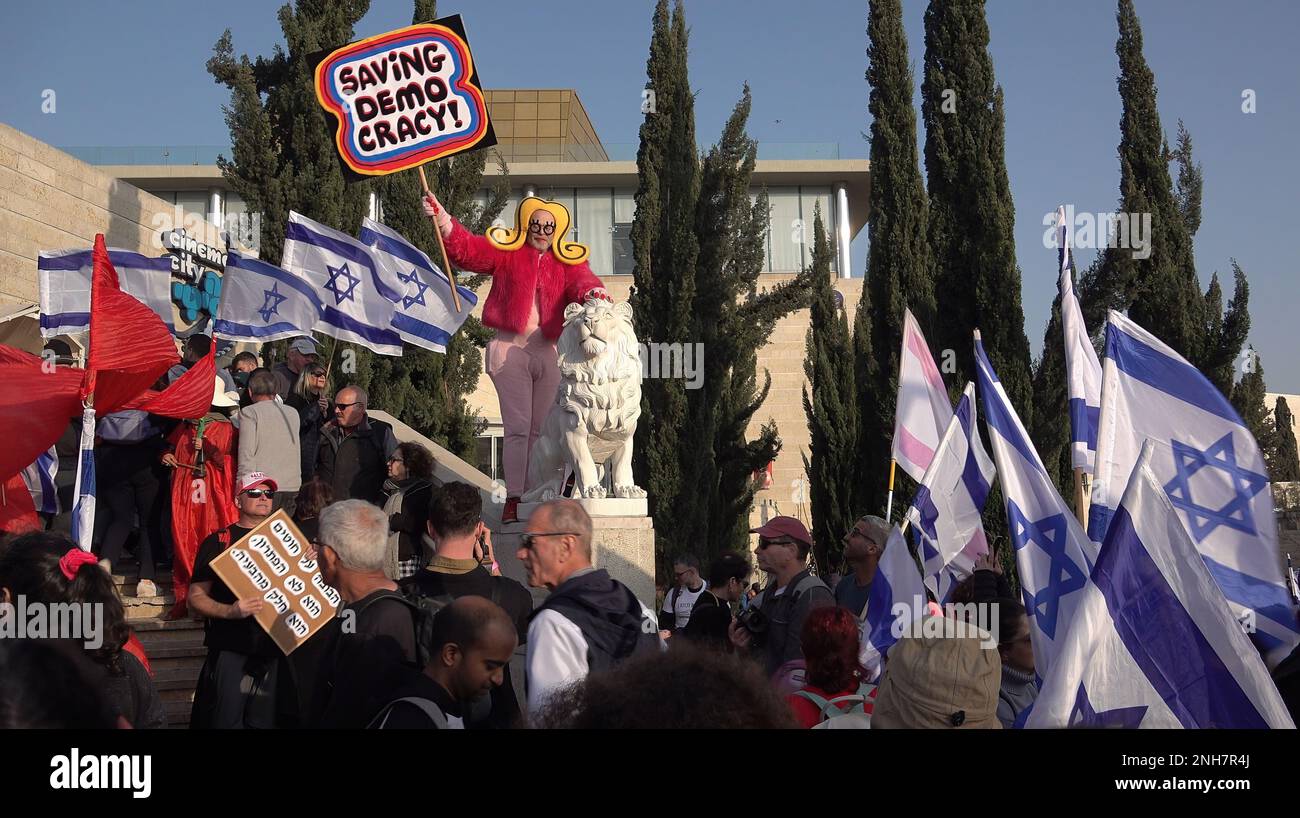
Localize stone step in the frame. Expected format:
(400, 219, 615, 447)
(124, 597, 173, 621)
(164, 699, 192, 729)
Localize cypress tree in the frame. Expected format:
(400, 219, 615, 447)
(1172, 119, 1203, 239)
(631, 1, 813, 564)
(855, 0, 936, 519)
(1273, 397, 1300, 483)
(921, 0, 1033, 426)
(1231, 347, 1276, 473)
(208, 0, 508, 459)
(803, 208, 858, 573)
(1085, 0, 1206, 362)
(631, 0, 696, 558)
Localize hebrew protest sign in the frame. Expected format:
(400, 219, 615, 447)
(208, 510, 342, 655)
(314, 15, 495, 178)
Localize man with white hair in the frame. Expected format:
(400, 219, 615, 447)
(309, 499, 418, 728)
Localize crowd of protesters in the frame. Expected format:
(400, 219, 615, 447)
(5, 335, 1300, 730)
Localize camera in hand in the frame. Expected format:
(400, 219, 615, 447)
(735, 604, 768, 647)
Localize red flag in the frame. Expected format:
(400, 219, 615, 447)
(125, 334, 218, 419)
(0, 349, 83, 482)
(0, 472, 41, 534)
(85, 235, 179, 415)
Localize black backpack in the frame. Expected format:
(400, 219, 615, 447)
(399, 576, 503, 670)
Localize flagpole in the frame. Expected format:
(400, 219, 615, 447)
(884, 458, 897, 521)
(417, 165, 463, 314)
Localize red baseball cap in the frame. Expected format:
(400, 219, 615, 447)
(749, 515, 813, 548)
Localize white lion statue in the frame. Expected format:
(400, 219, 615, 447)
(522, 298, 647, 502)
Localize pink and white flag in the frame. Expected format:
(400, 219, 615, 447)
(892, 308, 953, 482)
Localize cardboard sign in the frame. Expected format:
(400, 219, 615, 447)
(209, 511, 342, 655)
(314, 15, 496, 177)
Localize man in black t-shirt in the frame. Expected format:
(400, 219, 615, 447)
(372, 596, 518, 729)
(399, 481, 533, 728)
(188, 472, 279, 729)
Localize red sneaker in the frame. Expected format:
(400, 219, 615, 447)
(502, 496, 520, 524)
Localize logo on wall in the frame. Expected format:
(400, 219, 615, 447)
(313, 15, 496, 179)
(162, 228, 226, 323)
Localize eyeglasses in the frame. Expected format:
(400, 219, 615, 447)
(520, 531, 578, 550)
(527, 221, 556, 236)
(757, 538, 795, 550)
(335, 401, 363, 410)
(242, 489, 273, 499)
(388, 457, 404, 465)
(309, 370, 326, 377)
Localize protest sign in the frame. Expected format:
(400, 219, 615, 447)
(314, 15, 495, 178)
(209, 510, 341, 655)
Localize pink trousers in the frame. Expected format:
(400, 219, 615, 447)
(487, 337, 561, 497)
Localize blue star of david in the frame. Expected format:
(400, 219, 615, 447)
(396, 267, 430, 309)
(257, 283, 288, 323)
(1163, 433, 1269, 540)
(325, 262, 360, 304)
(1008, 500, 1086, 640)
(1070, 683, 1147, 729)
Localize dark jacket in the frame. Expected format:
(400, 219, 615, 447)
(753, 569, 834, 675)
(314, 416, 398, 504)
(386, 478, 434, 562)
(286, 391, 328, 484)
(533, 569, 659, 675)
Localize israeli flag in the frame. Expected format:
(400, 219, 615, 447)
(906, 382, 995, 595)
(20, 446, 59, 516)
(859, 526, 927, 681)
(359, 218, 476, 353)
(1056, 207, 1101, 472)
(214, 250, 323, 343)
(1090, 310, 1300, 667)
(281, 211, 403, 356)
(38, 248, 175, 337)
(1028, 442, 1294, 728)
(70, 405, 96, 552)
(976, 331, 1095, 680)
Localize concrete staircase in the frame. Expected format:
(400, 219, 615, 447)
(114, 568, 205, 728)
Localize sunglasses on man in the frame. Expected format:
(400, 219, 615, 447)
(242, 489, 274, 499)
(519, 531, 578, 550)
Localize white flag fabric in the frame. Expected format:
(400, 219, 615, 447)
(859, 526, 927, 682)
(70, 405, 96, 552)
(214, 250, 323, 343)
(359, 218, 477, 353)
(38, 248, 175, 337)
(20, 446, 59, 516)
(975, 331, 1095, 680)
(1056, 206, 1102, 473)
(282, 211, 403, 356)
(1089, 311, 1300, 667)
(892, 308, 953, 482)
(906, 382, 995, 596)
(1028, 441, 1294, 728)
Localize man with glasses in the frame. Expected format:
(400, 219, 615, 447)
(187, 472, 281, 728)
(836, 515, 890, 619)
(272, 336, 320, 400)
(659, 554, 708, 634)
(423, 192, 610, 524)
(314, 384, 398, 504)
(729, 516, 833, 676)
(517, 499, 660, 713)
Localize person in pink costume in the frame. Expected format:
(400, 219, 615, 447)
(423, 192, 610, 523)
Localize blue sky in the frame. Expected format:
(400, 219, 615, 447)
(3, 0, 1298, 390)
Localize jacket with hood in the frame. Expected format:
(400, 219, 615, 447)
(526, 567, 660, 712)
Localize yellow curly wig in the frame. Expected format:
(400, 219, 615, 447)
(485, 196, 589, 265)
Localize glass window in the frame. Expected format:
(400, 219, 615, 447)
(576, 188, 613, 275)
(612, 188, 636, 275)
(175, 191, 209, 223)
(767, 188, 803, 272)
